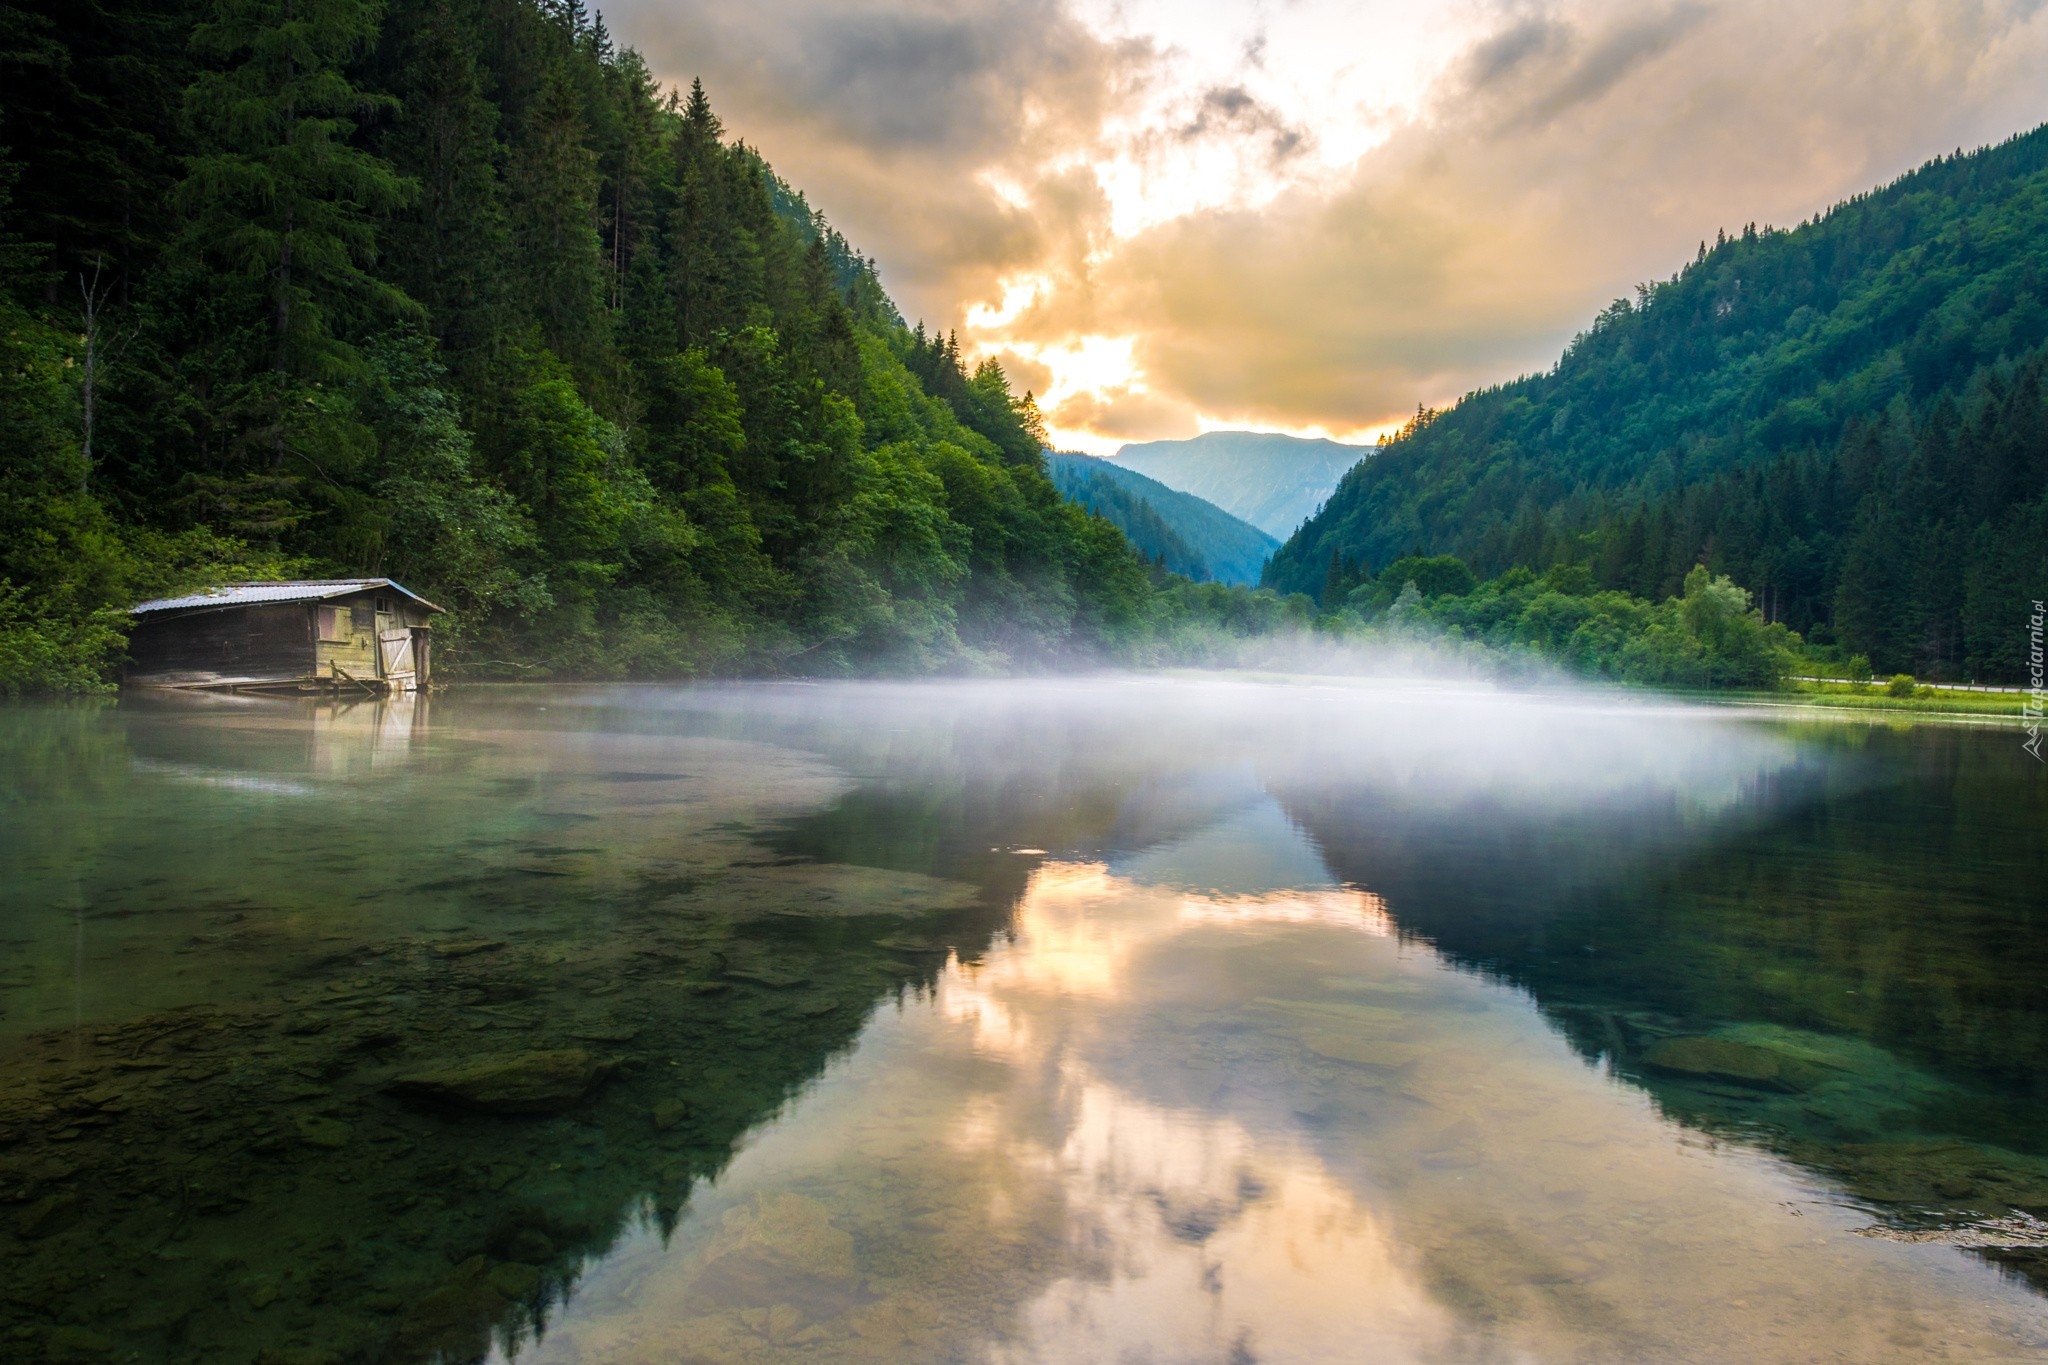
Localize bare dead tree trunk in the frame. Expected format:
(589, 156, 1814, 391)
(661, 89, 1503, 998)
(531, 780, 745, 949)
(77, 256, 126, 492)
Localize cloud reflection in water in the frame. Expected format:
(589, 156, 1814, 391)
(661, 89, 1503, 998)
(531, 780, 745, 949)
(502, 763, 2047, 1363)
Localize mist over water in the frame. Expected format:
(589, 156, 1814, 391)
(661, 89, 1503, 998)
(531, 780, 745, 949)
(2, 678, 2044, 1363)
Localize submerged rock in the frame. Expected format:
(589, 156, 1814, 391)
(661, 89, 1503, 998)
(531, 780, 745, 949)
(391, 1257, 508, 1360)
(1640, 1036, 1816, 1091)
(487, 1261, 543, 1300)
(17, 1191, 80, 1239)
(430, 938, 505, 959)
(295, 1115, 352, 1149)
(502, 1227, 555, 1263)
(46, 1325, 114, 1360)
(75, 1084, 130, 1113)
(873, 934, 947, 957)
(386, 1049, 616, 1115)
(722, 961, 811, 989)
(566, 1020, 641, 1043)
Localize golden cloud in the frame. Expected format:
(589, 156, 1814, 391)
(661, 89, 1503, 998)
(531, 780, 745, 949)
(605, 0, 2048, 445)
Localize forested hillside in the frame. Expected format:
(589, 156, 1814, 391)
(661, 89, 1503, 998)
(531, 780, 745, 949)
(0, 0, 1154, 688)
(1045, 453, 1278, 585)
(1268, 126, 2048, 680)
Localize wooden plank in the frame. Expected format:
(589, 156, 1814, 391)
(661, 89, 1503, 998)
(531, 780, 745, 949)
(378, 630, 414, 679)
(125, 603, 312, 683)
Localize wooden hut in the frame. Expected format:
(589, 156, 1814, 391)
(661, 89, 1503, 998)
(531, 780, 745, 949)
(126, 579, 442, 693)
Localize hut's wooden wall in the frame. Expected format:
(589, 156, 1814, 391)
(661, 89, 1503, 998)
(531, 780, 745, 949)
(126, 604, 314, 684)
(316, 591, 434, 681)
(314, 595, 381, 680)
(129, 589, 437, 688)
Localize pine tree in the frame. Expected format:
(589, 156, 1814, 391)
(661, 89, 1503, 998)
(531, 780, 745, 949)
(1017, 390, 1049, 449)
(384, 0, 511, 384)
(509, 61, 611, 387)
(181, 0, 415, 401)
(667, 77, 727, 347)
(1321, 548, 1344, 605)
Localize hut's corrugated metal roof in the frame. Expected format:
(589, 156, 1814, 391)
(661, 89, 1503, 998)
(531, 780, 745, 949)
(131, 579, 442, 616)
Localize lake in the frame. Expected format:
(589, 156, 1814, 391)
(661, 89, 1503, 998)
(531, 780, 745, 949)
(2, 678, 2044, 1364)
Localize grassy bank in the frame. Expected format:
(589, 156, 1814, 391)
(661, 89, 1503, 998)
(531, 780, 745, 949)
(1738, 679, 2035, 719)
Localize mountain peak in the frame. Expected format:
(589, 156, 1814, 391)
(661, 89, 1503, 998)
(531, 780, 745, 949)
(1110, 432, 1368, 539)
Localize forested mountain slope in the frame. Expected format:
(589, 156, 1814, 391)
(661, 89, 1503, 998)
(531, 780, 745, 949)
(1045, 454, 1278, 585)
(0, 0, 1152, 686)
(1267, 125, 2048, 680)
(1113, 432, 1363, 539)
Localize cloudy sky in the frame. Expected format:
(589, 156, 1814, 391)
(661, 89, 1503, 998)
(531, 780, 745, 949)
(600, 0, 2048, 453)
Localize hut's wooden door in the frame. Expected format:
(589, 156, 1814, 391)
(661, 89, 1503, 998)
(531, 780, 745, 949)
(378, 629, 415, 687)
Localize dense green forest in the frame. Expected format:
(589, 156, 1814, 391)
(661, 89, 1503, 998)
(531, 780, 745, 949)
(1044, 452, 1278, 585)
(6, 0, 2031, 693)
(1324, 555, 1799, 689)
(0, 0, 1162, 689)
(1269, 126, 2048, 681)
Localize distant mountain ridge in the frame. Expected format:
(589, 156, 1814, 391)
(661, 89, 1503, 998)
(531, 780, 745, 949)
(1045, 454, 1279, 585)
(1110, 432, 1368, 539)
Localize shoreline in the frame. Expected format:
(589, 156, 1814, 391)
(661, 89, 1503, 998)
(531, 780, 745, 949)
(64, 668, 2045, 727)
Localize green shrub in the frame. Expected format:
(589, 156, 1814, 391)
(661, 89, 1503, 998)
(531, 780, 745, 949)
(0, 583, 124, 696)
(1886, 673, 1918, 698)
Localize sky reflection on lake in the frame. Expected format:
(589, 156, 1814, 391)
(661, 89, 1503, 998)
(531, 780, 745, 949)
(496, 682, 2048, 1363)
(3, 680, 2044, 1364)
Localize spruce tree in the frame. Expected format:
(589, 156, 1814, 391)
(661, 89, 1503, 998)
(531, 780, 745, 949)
(509, 61, 611, 390)
(181, 0, 414, 405)
(384, 0, 511, 385)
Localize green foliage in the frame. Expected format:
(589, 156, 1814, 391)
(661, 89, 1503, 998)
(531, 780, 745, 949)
(348, 330, 542, 617)
(0, 2, 1167, 689)
(181, 0, 415, 378)
(1043, 452, 1280, 585)
(1270, 127, 2048, 681)
(1887, 673, 1918, 698)
(1331, 554, 1799, 688)
(1147, 581, 1314, 661)
(901, 325, 1046, 466)
(0, 581, 125, 696)
(1342, 554, 1475, 613)
(17, 0, 2016, 694)
(1047, 462, 1208, 581)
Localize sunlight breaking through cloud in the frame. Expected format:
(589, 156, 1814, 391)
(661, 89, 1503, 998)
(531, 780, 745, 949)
(603, 0, 2048, 451)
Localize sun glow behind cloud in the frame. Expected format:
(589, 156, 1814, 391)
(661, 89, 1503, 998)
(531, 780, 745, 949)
(603, 0, 2048, 455)
(1067, 0, 1464, 236)
(961, 0, 1481, 449)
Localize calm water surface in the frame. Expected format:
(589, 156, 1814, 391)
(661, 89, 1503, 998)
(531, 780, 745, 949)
(2, 679, 2045, 1364)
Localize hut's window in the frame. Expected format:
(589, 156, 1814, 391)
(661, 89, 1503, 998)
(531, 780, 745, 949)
(317, 606, 347, 640)
(351, 605, 374, 630)
(375, 596, 393, 613)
